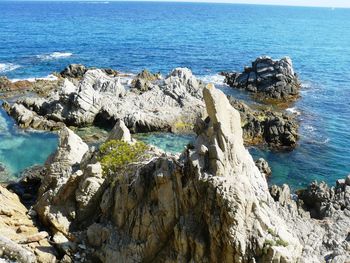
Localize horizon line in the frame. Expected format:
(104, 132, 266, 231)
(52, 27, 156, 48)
(1, 0, 349, 9)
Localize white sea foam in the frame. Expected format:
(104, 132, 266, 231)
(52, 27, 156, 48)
(286, 107, 301, 116)
(36, 52, 73, 61)
(0, 63, 21, 73)
(199, 74, 226, 86)
(11, 74, 58, 83)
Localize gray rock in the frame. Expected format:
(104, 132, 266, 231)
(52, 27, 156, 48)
(107, 119, 131, 142)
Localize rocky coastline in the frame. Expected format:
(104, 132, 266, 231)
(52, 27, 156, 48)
(0, 58, 349, 262)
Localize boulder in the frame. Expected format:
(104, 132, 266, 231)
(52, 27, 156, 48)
(131, 69, 159, 92)
(60, 64, 87, 79)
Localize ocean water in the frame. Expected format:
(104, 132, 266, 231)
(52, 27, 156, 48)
(0, 1, 350, 188)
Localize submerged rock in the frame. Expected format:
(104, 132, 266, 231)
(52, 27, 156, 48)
(223, 56, 301, 102)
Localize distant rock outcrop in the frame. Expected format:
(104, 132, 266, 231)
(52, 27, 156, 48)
(223, 56, 301, 102)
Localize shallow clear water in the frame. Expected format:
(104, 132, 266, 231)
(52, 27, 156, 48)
(0, 2, 349, 187)
(0, 102, 58, 181)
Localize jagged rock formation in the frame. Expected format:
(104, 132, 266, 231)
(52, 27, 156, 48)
(2, 63, 300, 150)
(32, 85, 309, 262)
(229, 98, 299, 149)
(6, 67, 205, 133)
(223, 56, 301, 102)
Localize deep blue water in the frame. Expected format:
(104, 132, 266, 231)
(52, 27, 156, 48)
(0, 1, 349, 188)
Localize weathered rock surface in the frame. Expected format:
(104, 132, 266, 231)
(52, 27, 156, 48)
(0, 76, 61, 98)
(7, 67, 205, 133)
(223, 56, 301, 102)
(0, 186, 57, 263)
(229, 98, 299, 149)
(271, 180, 350, 262)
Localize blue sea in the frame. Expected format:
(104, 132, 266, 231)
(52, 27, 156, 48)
(0, 1, 349, 188)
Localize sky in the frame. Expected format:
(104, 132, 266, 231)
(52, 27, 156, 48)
(112, 0, 350, 8)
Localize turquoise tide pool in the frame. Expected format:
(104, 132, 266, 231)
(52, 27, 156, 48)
(0, 102, 57, 182)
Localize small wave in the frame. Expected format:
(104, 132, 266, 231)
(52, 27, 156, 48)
(286, 107, 301, 116)
(0, 63, 21, 73)
(11, 74, 58, 83)
(36, 52, 73, 61)
(199, 74, 226, 86)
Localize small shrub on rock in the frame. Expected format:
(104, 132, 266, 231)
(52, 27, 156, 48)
(99, 140, 148, 176)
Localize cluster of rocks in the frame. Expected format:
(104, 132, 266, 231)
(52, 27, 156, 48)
(223, 56, 301, 102)
(0, 84, 346, 262)
(229, 98, 299, 149)
(4, 66, 205, 133)
(2, 63, 300, 150)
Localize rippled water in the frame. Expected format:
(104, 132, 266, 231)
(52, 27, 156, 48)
(0, 2, 349, 187)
